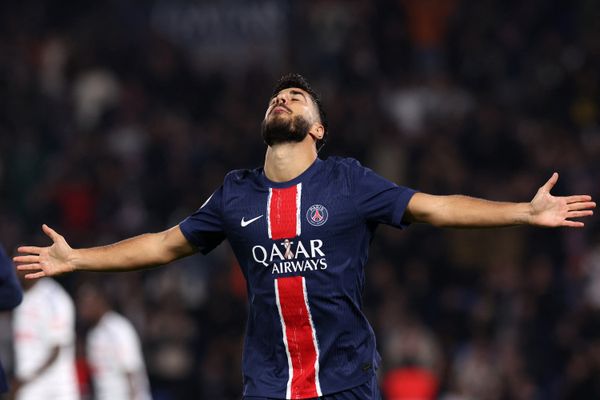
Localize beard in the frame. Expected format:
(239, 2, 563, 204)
(261, 114, 311, 146)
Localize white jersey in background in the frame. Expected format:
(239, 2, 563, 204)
(87, 311, 151, 400)
(13, 278, 79, 400)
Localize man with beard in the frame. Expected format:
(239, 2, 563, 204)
(14, 74, 595, 399)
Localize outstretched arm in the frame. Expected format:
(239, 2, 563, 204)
(14, 225, 196, 279)
(404, 173, 595, 228)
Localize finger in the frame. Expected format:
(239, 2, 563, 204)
(562, 220, 584, 228)
(16, 263, 42, 271)
(567, 210, 594, 218)
(13, 255, 39, 264)
(25, 271, 47, 279)
(17, 246, 42, 255)
(542, 172, 559, 192)
(42, 224, 60, 242)
(568, 202, 596, 211)
(566, 195, 593, 204)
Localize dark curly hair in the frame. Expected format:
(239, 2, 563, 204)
(271, 73, 328, 151)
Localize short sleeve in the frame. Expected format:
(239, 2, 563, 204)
(349, 161, 416, 228)
(179, 186, 227, 254)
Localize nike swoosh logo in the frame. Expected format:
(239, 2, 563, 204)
(241, 215, 263, 227)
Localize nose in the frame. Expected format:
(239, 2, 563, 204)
(274, 93, 288, 104)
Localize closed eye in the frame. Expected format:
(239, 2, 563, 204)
(289, 90, 307, 102)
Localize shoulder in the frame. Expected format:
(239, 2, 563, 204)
(322, 156, 365, 173)
(33, 279, 64, 299)
(306, 157, 364, 197)
(42, 280, 75, 311)
(104, 312, 138, 335)
(321, 156, 370, 183)
(92, 312, 138, 343)
(219, 167, 263, 191)
(25, 280, 74, 323)
(224, 167, 261, 183)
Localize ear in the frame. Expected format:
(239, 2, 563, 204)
(309, 123, 325, 141)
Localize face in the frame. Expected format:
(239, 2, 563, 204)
(261, 88, 321, 146)
(77, 285, 106, 325)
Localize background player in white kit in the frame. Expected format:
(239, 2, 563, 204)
(11, 277, 79, 400)
(77, 281, 151, 400)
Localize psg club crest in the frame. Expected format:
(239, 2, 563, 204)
(306, 204, 328, 227)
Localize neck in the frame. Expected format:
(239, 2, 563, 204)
(264, 140, 317, 183)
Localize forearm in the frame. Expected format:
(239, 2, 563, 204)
(435, 195, 531, 227)
(407, 193, 532, 228)
(16, 225, 197, 278)
(71, 228, 191, 272)
(18, 347, 59, 384)
(126, 371, 139, 400)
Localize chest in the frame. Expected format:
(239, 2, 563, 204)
(88, 326, 125, 368)
(222, 182, 358, 244)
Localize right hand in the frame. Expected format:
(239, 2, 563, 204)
(13, 224, 76, 279)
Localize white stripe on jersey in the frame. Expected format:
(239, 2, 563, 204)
(274, 279, 294, 399)
(296, 183, 302, 238)
(302, 276, 322, 396)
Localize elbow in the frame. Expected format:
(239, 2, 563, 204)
(415, 212, 449, 228)
(430, 220, 452, 228)
(432, 215, 460, 228)
(156, 230, 186, 265)
(155, 253, 175, 266)
(423, 214, 465, 228)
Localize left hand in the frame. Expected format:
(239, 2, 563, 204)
(529, 172, 595, 227)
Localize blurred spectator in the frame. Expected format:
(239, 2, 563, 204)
(583, 239, 600, 309)
(381, 312, 441, 400)
(401, 0, 460, 72)
(445, 337, 502, 400)
(12, 277, 78, 400)
(77, 281, 152, 400)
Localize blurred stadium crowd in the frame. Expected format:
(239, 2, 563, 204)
(1, 0, 600, 399)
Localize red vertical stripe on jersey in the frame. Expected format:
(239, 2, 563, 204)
(268, 185, 300, 240)
(275, 276, 321, 399)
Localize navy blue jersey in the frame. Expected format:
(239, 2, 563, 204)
(180, 157, 416, 399)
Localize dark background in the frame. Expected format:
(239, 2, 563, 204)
(1, 0, 599, 399)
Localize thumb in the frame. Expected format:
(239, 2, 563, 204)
(42, 224, 61, 242)
(541, 172, 559, 192)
